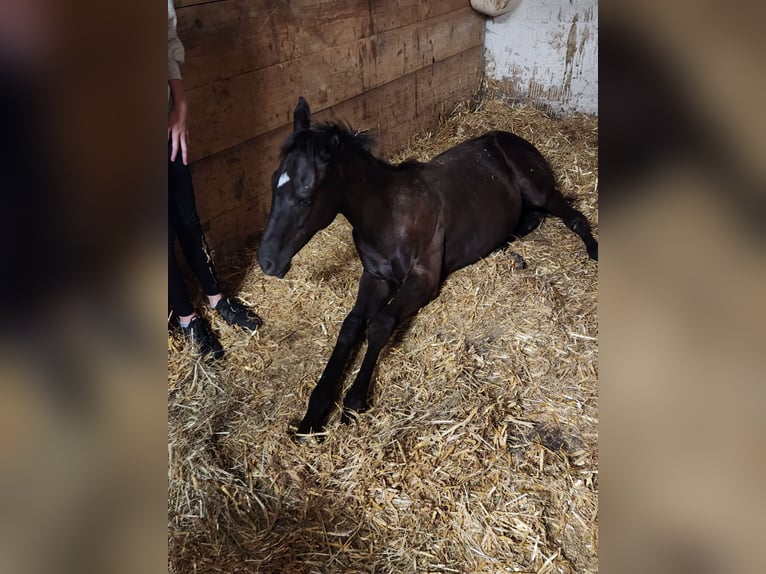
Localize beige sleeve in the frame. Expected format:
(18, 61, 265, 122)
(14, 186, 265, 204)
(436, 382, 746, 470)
(168, 0, 185, 80)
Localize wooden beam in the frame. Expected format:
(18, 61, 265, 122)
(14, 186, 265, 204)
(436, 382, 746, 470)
(177, 1, 471, 91)
(177, 0, 372, 91)
(370, 0, 467, 33)
(185, 7, 483, 159)
(174, 0, 225, 9)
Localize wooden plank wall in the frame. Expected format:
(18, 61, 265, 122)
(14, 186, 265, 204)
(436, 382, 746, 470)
(174, 0, 484, 253)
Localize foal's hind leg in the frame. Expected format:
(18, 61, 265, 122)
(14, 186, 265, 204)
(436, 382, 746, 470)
(499, 209, 546, 270)
(525, 188, 598, 260)
(559, 202, 598, 260)
(512, 208, 546, 238)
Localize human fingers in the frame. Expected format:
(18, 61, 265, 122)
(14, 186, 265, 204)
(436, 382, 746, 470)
(170, 129, 179, 163)
(181, 130, 189, 165)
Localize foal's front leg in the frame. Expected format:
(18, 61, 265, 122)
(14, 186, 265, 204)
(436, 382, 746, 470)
(296, 272, 393, 437)
(341, 268, 440, 423)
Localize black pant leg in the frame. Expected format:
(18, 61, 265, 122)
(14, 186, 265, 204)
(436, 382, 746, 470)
(168, 148, 221, 301)
(168, 210, 195, 318)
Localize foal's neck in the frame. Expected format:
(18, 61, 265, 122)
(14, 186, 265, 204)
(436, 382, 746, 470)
(336, 147, 395, 231)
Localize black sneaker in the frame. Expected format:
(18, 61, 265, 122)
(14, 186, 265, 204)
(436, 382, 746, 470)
(214, 297, 262, 331)
(181, 316, 224, 360)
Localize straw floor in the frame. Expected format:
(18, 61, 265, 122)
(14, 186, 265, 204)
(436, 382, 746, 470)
(168, 98, 598, 573)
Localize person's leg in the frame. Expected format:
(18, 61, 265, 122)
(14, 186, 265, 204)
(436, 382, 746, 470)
(168, 146, 261, 331)
(168, 150, 224, 359)
(169, 212, 223, 359)
(168, 212, 196, 322)
(168, 148, 222, 300)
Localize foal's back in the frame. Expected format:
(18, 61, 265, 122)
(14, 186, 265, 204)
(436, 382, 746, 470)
(416, 131, 556, 273)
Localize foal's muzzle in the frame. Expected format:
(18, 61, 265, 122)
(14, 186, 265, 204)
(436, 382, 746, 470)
(257, 249, 291, 279)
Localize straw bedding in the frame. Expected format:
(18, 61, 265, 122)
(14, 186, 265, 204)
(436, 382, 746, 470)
(168, 98, 598, 573)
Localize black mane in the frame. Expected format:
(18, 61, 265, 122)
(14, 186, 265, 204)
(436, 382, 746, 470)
(282, 122, 419, 171)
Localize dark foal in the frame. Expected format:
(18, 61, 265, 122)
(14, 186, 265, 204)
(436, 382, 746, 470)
(258, 97, 598, 437)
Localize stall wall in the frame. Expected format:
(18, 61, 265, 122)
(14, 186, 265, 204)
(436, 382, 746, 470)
(174, 0, 484, 253)
(483, 0, 597, 115)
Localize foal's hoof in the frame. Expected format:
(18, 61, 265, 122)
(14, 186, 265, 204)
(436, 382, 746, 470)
(292, 432, 326, 445)
(340, 409, 361, 425)
(292, 420, 327, 444)
(340, 399, 368, 425)
(508, 251, 526, 269)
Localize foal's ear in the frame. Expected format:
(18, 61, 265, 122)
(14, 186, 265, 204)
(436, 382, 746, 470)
(293, 96, 311, 132)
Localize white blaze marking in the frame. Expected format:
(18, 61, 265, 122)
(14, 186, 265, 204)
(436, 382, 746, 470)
(277, 171, 291, 188)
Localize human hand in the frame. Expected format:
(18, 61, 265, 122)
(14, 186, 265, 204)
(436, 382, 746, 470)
(168, 79, 189, 165)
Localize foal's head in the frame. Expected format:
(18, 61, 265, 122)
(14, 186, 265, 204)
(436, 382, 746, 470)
(258, 97, 372, 277)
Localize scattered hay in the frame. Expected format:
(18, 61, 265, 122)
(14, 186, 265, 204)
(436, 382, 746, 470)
(169, 99, 598, 573)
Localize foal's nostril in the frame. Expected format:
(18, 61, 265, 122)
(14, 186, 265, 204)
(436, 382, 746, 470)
(258, 253, 275, 275)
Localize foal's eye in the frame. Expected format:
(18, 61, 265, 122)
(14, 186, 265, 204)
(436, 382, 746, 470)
(298, 198, 311, 206)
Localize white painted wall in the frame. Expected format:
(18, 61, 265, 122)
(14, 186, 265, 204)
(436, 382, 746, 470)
(483, 0, 598, 115)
